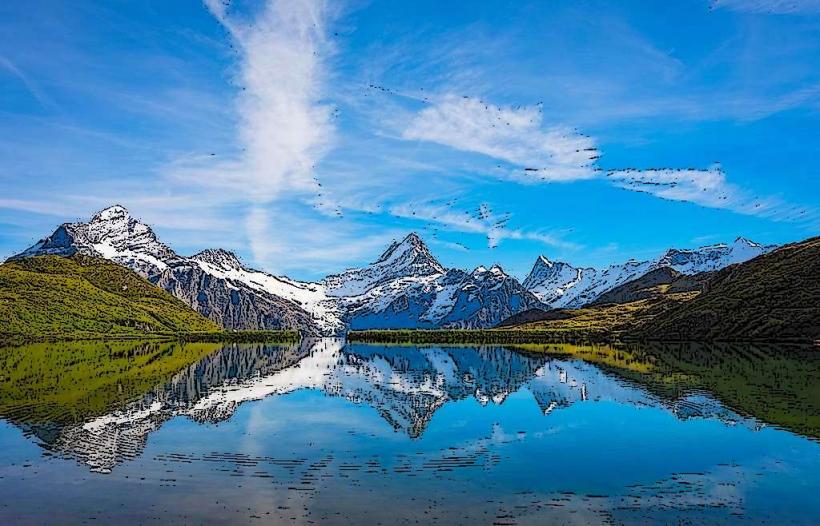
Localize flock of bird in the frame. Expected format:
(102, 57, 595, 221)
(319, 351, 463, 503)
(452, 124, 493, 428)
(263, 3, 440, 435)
(202, 7, 814, 241)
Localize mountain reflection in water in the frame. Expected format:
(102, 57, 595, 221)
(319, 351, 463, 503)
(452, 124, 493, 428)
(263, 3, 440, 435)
(0, 339, 818, 524)
(2, 339, 804, 473)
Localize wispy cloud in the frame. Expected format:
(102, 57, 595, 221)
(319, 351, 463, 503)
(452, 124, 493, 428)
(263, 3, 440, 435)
(388, 201, 579, 250)
(193, 0, 335, 201)
(0, 55, 57, 111)
(711, 0, 820, 13)
(242, 203, 401, 274)
(607, 165, 817, 224)
(174, 0, 353, 268)
(403, 96, 599, 182)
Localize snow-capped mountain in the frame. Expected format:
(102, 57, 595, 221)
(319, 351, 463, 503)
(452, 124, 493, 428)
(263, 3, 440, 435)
(11, 205, 180, 280)
(10, 204, 778, 330)
(654, 237, 772, 274)
(10, 206, 541, 333)
(330, 239, 544, 329)
(323, 233, 445, 297)
(11, 206, 345, 334)
(523, 237, 776, 308)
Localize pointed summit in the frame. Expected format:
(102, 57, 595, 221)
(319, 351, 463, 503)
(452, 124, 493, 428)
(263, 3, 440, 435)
(374, 232, 444, 274)
(537, 255, 553, 267)
(323, 232, 445, 297)
(733, 236, 760, 248)
(523, 255, 574, 290)
(10, 204, 179, 279)
(191, 249, 244, 271)
(91, 204, 130, 223)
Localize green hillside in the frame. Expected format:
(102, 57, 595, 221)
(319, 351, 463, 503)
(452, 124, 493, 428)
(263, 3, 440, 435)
(493, 291, 699, 340)
(490, 236, 820, 343)
(0, 254, 221, 342)
(644, 236, 820, 342)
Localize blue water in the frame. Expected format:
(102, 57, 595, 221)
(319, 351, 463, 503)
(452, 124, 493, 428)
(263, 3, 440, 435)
(0, 339, 818, 524)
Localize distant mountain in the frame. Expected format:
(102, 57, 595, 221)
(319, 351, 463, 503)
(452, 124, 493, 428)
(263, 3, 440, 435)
(523, 237, 775, 308)
(644, 237, 820, 341)
(12, 206, 345, 335)
(0, 254, 219, 342)
(590, 266, 710, 305)
(330, 235, 545, 329)
(11, 207, 542, 333)
(323, 233, 445, 296)
(10, 205, 180, 280)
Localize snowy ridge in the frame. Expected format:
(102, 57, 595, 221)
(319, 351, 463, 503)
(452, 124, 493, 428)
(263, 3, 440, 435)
(12, 204, 179, 279)
(187, 254, 345, 334)
(323, 233, 445, 297)
(523, 237, 776, 308)
(10, 204, 777, 332)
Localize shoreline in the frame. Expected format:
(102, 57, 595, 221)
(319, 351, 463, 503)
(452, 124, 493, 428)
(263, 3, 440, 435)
(346, 329, 819, 346)
(0, 329, 300, 347)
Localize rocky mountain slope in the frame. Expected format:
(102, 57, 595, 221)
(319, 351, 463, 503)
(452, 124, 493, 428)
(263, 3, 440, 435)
(643, 236, 820, 341)
(590, 266, 709, 305)
(10, 206, 344, 335)
(523, 237, 774, 308)
(0, 254, 220, 342)
(328, 234, 545, 329)
(11, 206, 542, 333)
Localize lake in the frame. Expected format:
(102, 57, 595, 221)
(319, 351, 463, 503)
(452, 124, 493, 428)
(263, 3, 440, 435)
(0, 339, 818, 524)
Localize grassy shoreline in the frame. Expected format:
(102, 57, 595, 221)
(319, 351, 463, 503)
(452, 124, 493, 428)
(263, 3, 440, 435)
(0, 329, 300, 347)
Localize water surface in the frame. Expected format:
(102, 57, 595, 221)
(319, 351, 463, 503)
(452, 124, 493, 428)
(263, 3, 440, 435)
(0, 339, 818, 524)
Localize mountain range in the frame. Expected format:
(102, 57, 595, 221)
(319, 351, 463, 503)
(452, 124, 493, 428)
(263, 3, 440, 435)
(500, 236, 820, 342)
(8, 205, 777, 335)
(522, 237, 775, 308)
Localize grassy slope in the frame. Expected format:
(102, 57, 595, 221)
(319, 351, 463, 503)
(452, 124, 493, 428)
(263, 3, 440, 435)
(644, 237, 820, 341)
(0, 254, 221, 342)
(349, 292, 698, 344)
(495, 291, 699, 340)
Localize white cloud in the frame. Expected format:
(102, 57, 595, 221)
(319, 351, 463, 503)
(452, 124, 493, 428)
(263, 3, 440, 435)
(195, 0, 335, 201)
(607, 164, 816, 223)
(711, 0, 820, 13)
(388, 201, 579, 250)
(403, 96, 599, 182)
(241, 204, 401, 274)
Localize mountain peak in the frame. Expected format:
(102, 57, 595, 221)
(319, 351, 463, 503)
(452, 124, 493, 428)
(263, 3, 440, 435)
(91, 204, 131, 223)
(323, 232, 445, 297)
(375, 232, 444, 273)
(523, 254, 574, 288)
(536, 255, 553, 267)
(191, 249, 243, 271)
(377, 232, 426, 261)
(733, 236, 760, 248)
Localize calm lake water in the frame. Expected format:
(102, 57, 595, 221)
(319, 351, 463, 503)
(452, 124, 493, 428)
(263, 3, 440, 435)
(0, 339, 818, 525)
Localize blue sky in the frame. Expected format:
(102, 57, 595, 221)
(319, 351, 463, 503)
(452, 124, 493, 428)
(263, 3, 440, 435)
(1, 0, 818, 280)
